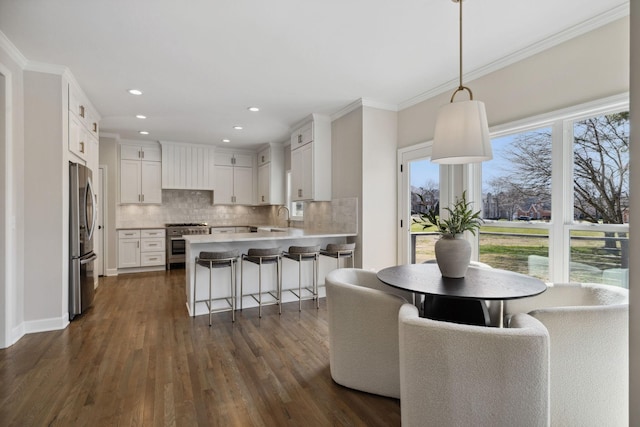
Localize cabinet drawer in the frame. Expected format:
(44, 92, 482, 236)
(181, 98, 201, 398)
(142, 229, 165, 238)
(141, 251, 166, 267)
(118, 229, 141, 239)
(141, 238, 165, 252)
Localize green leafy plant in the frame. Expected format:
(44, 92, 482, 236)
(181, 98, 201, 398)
(413, 191, 483, 237)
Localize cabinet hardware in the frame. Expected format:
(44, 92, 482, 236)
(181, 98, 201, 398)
(298, 189, 302, 197)
(149, 257, 158, 261)
(142, 194, 145, 202)
(261, 155, 265, 163)
(137, 241, 140, 248)
(79, 105, 85, 118)
(261, 195, 264, 202)
(298, 134, 302, 144)
(93, 123, 97, 133)
(79, 141, 85, 153)
(138, 194, 141, 202)
(141, 150, 145, 159)
(231, 157, 236, 165)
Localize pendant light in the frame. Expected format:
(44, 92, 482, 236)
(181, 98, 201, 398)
(431, 0, 492, 164)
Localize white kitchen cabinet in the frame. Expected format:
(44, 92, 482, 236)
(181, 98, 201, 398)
(118, 230, 142, 268)
(120, 143, 162, 204)
(160, 141, 216, 190)
(290, 114, 331, 201)
(256, 143, 284, 205)
(68, 83, 100, 163)
(213, 151, 254, 205)
(118, 229, 166, 269)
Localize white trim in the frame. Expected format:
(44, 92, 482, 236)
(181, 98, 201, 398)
(24, 60, 68, 76)
(23, 314, 69, 334)
(0, 62, 16, 349)
(106, 268, 119, 276)
(331, 98, 398, 122)
(399, 4, 630, 110)
(0, 30, 28, 69)
(490, 93, 629, 137)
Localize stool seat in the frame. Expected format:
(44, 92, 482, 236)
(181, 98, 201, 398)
(197, 250, 240, 267)
(321, 243, 356, 269)
(283, 245, 321, 310)
(241, 247, 282, 317)
(194, 250, 239, 325)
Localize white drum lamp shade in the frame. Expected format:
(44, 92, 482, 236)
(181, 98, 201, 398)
(432, 99, 492, 164)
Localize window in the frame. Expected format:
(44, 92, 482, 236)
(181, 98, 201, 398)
(286, 171, 304, 220)
(477, 99, 629, 286)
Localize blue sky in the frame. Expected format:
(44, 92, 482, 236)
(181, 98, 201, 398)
(409, 134, 518, 190)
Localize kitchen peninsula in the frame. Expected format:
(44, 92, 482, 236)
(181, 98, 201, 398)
(184, 228, 357, 316)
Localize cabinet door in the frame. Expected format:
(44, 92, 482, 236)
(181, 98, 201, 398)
(233, 166, 254, 205)
(258, 163, 270, 204)
(292, 143, 313, 200)
(141, 145, 162, 162)
(213, 165, 234, 204)
(69, 113, 88, 160)
(118, 238, 140, 268)
(120, 159, 142, 203)
(141, 161, 162, 204)
(121, 144, 142, 160)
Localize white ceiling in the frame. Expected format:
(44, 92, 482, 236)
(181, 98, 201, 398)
(0, 0, 629, 150)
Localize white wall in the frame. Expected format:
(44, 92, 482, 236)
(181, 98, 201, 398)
(98, 135, 118, 274)
(331, 105, 398, 270)
(0, 36, 25, 348)
(362, 107, 397, 270)
(398, 17, 629, 148)
(629, 1, 638, 423)
(23, 71, 66, 325)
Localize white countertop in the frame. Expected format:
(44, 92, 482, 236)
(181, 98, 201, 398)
(183, 228, 356, 244)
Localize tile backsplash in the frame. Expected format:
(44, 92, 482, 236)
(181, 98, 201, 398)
(116, 189, 358, 233)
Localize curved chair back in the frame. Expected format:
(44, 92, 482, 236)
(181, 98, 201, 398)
(399, 304, 550, 427)
(505, 283, 629, 427)
(325, 268, 411, 399)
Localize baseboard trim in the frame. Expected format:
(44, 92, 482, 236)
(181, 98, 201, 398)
(23, 314, 69, 335)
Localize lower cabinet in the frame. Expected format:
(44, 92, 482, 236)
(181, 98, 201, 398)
(118, 229, 166, 269)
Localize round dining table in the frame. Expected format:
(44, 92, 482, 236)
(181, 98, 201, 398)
(377, 263, 547, 327)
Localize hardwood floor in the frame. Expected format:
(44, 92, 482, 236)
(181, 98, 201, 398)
(0, 270, 401, 426)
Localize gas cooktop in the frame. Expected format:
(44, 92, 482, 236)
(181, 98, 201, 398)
(166, 223, 208, 227)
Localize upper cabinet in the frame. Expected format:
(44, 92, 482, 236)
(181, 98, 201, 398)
(257, 143, 284, 205)
(120, 143, 162, 204)
(213, 151, 254, 205)
(68, 81, 100, 173)
(290, 114, 331, 201)
(160, 141, 216, 190)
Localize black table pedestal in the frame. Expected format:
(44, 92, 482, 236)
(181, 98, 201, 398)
(423, 295, 490, 326)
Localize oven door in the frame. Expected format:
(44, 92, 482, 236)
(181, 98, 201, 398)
(168, 237, 186, 262)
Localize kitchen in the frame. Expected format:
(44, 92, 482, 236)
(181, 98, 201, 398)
(1, 2, 638, 424)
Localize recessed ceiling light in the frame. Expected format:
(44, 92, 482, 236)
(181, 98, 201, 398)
(139, 131, 149, 135)
(222, 139, 231, 143)
(233, 126, 243, 130)
(128, 89, 143, 95)
(248, 106, 260, 112)
(136, 114, 147, 119)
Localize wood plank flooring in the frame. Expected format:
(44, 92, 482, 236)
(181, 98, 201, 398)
(0, 270, 401, 426)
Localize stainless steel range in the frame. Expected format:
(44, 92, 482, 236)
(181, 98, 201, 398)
(166, 223, 210, 268)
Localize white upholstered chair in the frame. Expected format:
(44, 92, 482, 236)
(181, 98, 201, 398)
(504, 283, 629, 427)
(325, 268, 413, 399)
(398, 304, 550, 427)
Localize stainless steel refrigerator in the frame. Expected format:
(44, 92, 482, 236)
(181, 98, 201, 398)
(69, 162, 97, 320)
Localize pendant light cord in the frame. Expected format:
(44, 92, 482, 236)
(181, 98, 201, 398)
(450, 0, 473, 102)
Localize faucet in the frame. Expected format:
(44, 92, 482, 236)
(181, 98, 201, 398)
(277, 206, 291, 228)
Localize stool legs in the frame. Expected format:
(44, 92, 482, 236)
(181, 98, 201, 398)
(240, 256, 281, 318)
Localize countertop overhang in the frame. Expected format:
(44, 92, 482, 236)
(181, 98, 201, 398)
(183, 228, 356, 244)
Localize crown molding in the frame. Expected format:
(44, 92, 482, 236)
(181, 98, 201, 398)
(331, 98, 398, 121)
(399, 3, 630, 111)
(0, 30, 28, 68)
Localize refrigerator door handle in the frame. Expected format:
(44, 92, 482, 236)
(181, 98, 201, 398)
(80, 252, 98, 265)
(85, 177, 97, 241)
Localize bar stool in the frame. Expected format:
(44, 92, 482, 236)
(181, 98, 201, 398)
(283, 245, 320, 310)
(320, 242, 356, 269)
(240, 247, 282, 318)
(193, 250, 239, 325)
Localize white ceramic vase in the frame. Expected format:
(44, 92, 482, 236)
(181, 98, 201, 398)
(434, 234, 471, 278)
